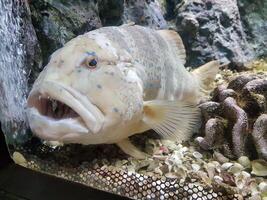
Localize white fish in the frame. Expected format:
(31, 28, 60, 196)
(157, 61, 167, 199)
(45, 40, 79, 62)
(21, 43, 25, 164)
(27, 25, 219, 159)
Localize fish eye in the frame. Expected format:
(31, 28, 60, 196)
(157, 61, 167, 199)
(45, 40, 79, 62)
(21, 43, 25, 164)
(88, 58, 97, 68)
(80, 51, 98, 69)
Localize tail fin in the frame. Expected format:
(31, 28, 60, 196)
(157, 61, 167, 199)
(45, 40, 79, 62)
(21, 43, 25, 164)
(192, 60, 220, 94)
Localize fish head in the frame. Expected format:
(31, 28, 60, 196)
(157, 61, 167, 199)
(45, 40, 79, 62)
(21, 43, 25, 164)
(27, 35, 145, 144)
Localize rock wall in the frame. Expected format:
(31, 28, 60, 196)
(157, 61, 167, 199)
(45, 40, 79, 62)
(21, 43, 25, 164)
(166, 0, 254, 69)
(30, 0, 102, 65)
(29, 0, 265, 70)
(238, 0, 267, 58)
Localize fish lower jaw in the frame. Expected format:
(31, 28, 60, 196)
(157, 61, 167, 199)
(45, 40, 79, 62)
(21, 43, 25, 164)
(27, 107, 89, 142)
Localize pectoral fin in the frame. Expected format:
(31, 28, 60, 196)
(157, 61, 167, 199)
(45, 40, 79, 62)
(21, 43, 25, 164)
(117, 138, 148, 159)
(143, 100, 200, 142)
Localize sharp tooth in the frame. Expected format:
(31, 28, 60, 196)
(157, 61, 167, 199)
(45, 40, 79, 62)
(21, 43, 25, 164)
(38, 95, 42, 100)
(52, 99, 58, 112)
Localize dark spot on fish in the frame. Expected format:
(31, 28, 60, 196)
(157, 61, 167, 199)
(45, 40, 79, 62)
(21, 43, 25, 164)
(58, 60, 64, 68)
(105, 43, 109, 46)
(110, 72, 114, 76)
(77, 68, 82, 73)
(113, 108, 119, 113)
(96, 84, 102, 89)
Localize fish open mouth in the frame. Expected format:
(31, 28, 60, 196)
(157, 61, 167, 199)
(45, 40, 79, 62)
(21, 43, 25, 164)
(28, 96, 79, 120)
(27, 81, 104, 139)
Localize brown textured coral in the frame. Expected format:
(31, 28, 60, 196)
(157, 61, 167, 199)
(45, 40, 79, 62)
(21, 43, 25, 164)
(252, 114, 267, 160)
(196, 71, 267, 160)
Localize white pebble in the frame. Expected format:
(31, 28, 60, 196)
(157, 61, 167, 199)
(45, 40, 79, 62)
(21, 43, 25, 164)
(259, 182, 267, 193)
(213, 175, 223, 183)
(192, 151, 203, 159)
(221, 162, 234, 170)
(12, 152, 27, 166)
(191, 164, 201, 172)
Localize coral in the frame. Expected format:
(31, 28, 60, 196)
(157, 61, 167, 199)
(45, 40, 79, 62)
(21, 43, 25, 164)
(197, 71, 267, 160)
(252, 114, 267, 160)
(195, 118, 225, 150)
(221, 97, 249, 157)
(240, 79, 267, 117)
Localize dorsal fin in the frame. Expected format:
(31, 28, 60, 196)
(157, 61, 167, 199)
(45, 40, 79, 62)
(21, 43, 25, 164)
(157, 30, 186, 65)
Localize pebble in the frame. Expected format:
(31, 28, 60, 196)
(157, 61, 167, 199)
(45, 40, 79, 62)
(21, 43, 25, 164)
(238, 156, 251, 169)
(251, 160, 267, 177)
(213, 175, 223, 183)
(259, 182, 267, 193)
(210, 161, 221, 173)
(241, 171, 251, 178)
(228, 163, 244, 174)
(248, 195, 262, 200)
(221, 162, 234, 170)
(12, 151, 27, 167)
(191, 164, 201, 172)
(192, 151, 203, 159)
(205, 163, 216, 179)
(213, 151, 229, 163)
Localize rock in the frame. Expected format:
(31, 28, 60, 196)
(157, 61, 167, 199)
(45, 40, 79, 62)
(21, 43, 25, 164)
(98, 0, 167, 29)
(204, 162, 216, 179)
(228, 163, 244, 174)
(237, 0, 267, 58)
(166, 0, 253, 69)
(18, 2, 42, 86)
(191, 163, 201, 171)
(122, 0, 167, 29)
(259, 182, 267, 194)
(98, 0, 124, 25)
(213, 151, 230, 164)
(13, 152, 27, 167)
(30, 0, 102, 64)
(192, 151, 203, 159)
(251, 160, 267, 177)
(213, 175, 223, 183)
(0, 0, 41, 143)
(221, 162, 234, 171)
(29, 0, 168, 66)
(237, 156, 251, 169)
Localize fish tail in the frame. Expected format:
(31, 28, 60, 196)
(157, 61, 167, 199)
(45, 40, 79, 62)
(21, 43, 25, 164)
(192, 60, 220, 95)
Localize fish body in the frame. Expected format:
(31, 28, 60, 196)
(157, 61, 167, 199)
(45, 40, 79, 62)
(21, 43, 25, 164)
(27, 25, 219, 158)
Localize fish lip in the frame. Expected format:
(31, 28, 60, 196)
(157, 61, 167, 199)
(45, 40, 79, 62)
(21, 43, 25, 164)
(27, 81, 104, 134)
(26, 107, 89, 141)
